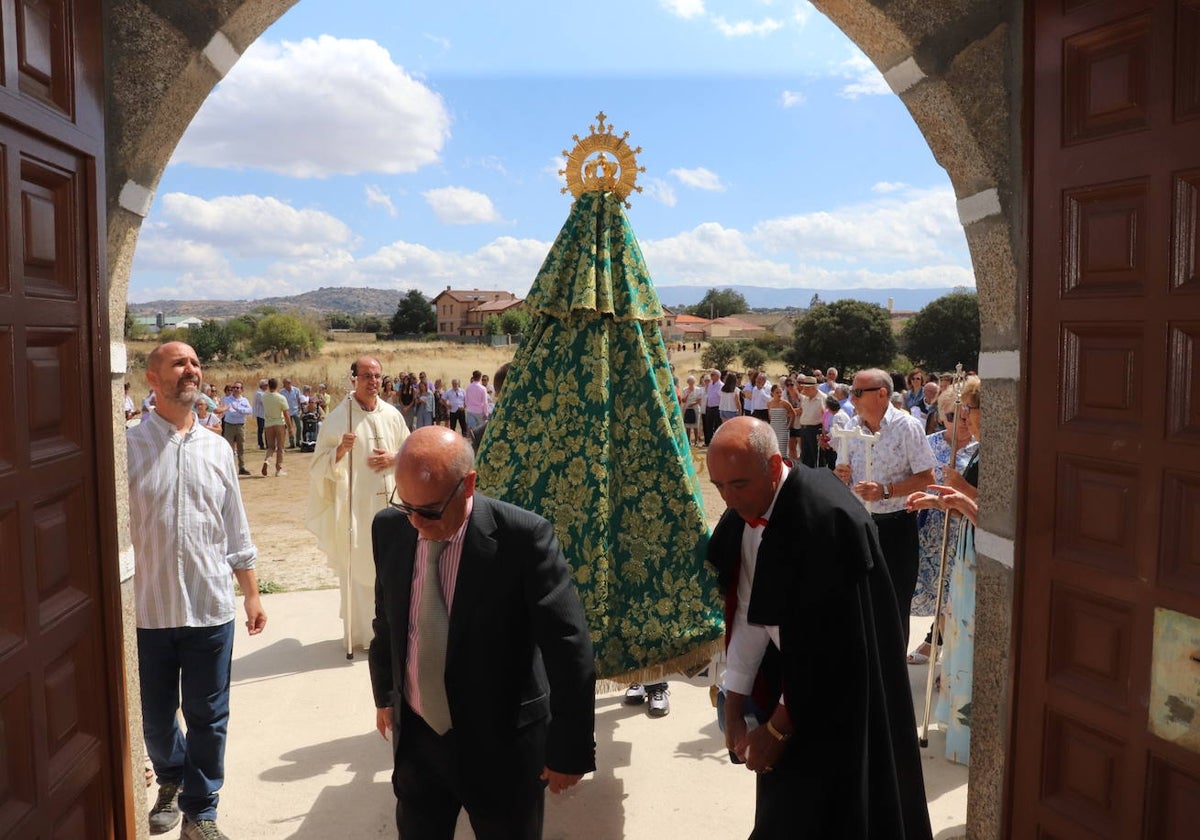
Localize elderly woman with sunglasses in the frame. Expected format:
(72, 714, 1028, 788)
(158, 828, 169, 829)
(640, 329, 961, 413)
(906, 389, 978, 665)
(904, 375, 982, 766)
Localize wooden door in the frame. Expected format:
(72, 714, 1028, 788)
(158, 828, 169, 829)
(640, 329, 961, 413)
(1011, 1, 1200, 837)
(0, 1, 126, 839)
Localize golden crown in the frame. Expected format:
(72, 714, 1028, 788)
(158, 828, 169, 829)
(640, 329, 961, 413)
(559, 112, 645, 208)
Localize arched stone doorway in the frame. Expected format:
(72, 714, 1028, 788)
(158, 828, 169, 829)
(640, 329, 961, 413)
(100, 2, 1023, 838)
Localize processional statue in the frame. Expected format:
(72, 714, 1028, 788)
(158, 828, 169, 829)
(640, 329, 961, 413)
(476, 113, 723, 682)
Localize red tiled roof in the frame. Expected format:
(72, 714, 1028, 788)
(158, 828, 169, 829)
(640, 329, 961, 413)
(471, 298, 523, 313)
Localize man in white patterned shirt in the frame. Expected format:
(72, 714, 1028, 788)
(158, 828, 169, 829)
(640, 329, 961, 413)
(835, 368, 936, 646)
(127, 341, 266, 840)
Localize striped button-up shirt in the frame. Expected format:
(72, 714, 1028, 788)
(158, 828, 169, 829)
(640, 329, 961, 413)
(404, 496, 472, 717)
(127, 410, 257, 629)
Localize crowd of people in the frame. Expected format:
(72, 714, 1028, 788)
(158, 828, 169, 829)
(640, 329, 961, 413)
(125, 338, 979, 840)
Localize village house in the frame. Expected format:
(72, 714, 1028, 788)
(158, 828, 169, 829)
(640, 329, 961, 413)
(133, 312, 205, 333)
(431, 287, 518, 338)
(463, 296, 525, 337)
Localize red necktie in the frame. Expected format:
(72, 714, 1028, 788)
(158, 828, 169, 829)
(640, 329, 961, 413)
(743, 517, 769, 529)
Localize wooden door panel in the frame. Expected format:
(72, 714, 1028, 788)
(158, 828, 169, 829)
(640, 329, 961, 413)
(1156, 470, 1200, 596)
(1170, 170, 1200, 292)
(1014, 1, 1200, 837)
(1046, 584, 1136, 714)
(0, 1, 117, 837)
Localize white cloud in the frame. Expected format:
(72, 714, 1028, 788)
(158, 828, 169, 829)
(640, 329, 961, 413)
(173, 36, 451, 177)
(872, 181, 908, 193)
(365, 185, 397, 217)
(130, 233, 552, 303)
(670, 167, 726, 191)
(660, 0, 706, 19)
(781, 90, 806, 108)
(836, 52, 891, 99)
(158, 193, 356, 257)
(642, 178, 678, 207)
(643, 223, 973, 290)
(423, 33, 451, 52)
(751, 186, 965, 264)
(712, 16, 784, 37)
(422, 187, 504, 224)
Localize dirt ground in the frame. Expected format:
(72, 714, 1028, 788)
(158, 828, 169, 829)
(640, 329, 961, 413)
(237, 441, 730, 593)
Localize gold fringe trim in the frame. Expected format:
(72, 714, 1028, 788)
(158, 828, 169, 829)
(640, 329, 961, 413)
(595, 637, 724, 694)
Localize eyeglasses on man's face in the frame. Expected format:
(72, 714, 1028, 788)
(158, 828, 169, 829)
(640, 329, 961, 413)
(851, 386, 885, 399)
(388, 477, 465, 520)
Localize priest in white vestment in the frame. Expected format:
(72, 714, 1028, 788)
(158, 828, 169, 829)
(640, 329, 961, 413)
(306, 356, 409, 652)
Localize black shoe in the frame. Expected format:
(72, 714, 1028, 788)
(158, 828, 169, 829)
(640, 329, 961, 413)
(623, 684, 646, 705)
(647, 682, 670, 717)
(148, 782, 181, 834)
(238, 468, 251, 476)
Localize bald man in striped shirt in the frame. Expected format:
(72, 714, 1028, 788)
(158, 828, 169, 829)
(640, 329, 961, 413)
(127, 341, 267, 840)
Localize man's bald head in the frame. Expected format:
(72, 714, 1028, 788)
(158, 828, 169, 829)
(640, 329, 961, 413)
(707, 417, 784, 522)
(394, 427, 477, 540)
(397, 426, 475, 484)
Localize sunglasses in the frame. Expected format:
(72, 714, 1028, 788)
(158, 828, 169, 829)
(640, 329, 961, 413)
(387, 477, 465, 520)
(850, 386, 885, 398)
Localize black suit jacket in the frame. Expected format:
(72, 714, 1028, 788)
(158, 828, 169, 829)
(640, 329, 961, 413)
(369, 493, 596, 798)
(708, 465, 932, 840)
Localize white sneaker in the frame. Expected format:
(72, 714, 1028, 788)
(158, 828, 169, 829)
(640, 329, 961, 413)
(275, 469, 287, 477)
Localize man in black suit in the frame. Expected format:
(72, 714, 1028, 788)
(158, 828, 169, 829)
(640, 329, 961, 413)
(369, 426, 596, 839)
(706, 417, 932, 840)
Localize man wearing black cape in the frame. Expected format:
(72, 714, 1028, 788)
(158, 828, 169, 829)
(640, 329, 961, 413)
(706, 417, 932, 840)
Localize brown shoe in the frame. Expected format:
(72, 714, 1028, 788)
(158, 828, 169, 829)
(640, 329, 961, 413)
(261, 461, 268, 476)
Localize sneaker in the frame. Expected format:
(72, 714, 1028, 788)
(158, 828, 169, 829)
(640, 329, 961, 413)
(180, 815, 230, 840)
(237, 468, 251, 476)
(275, 469, 288, 477)
(147, 782, 181, 834)
(261, 461, 268, 477)
(647, 682, 670, 717)
(623, 684, 646, 705)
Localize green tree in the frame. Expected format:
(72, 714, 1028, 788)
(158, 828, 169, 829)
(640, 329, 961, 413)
(687, 288, 748, 319)
(901, 291, 980, 373)
(786, 298, 897, 374)
(740, 345, 767, 371)
(500, 308, 530, 336)
(252, 313, 322, 361)
(327, 312, 355, 330)
(390, 289, 436, 335)
(356, 314, 385, 334)
(187, 320, 232, 363)
(701, 338, 739, 372)
(482, 314, 503, 337)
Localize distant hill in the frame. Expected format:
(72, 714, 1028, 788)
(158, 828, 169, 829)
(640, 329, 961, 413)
(657, 285, 967, 312)
(128, 284, 969, 320)
(128, 286, 405, 319)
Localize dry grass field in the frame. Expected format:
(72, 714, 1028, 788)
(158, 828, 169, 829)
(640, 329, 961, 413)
(124, 336, 789, 593)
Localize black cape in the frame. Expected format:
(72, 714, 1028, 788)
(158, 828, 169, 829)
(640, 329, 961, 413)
(708, 465, 933, 840)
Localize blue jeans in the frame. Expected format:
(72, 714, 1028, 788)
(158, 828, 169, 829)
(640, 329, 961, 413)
(137, 622, 235, 821)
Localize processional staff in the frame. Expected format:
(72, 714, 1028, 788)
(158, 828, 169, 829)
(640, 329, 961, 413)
(919, 363, 964, 748)
(345, 390, 355, 661)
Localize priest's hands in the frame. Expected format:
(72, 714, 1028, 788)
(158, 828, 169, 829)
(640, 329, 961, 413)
(336, 433, 356, 462)
(368, 448, 394, 474)
(540, 767, 583, 793)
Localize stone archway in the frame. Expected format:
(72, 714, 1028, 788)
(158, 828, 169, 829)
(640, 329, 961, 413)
(103, 3, 1024, 838)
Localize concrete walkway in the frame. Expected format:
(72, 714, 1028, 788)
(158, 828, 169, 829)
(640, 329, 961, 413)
(204, 589, 966, 839)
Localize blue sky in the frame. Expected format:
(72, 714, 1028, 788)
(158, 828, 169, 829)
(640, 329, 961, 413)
(127, 0, 973, 303)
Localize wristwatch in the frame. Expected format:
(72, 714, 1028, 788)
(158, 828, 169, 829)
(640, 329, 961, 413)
(882, 483, 891, 500)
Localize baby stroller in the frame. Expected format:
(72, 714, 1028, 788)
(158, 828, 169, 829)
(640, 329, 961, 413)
(298, 410, 320, 452)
